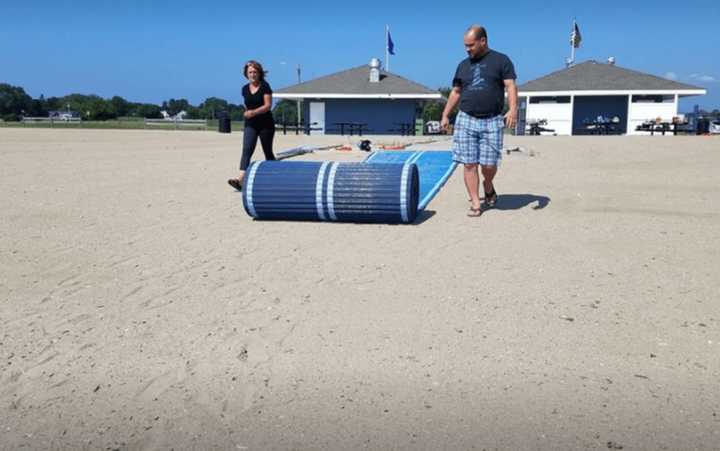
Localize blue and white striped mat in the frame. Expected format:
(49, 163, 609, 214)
(364, 151, 457, 210)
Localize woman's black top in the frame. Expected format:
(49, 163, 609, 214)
(242, 81, 274, 127)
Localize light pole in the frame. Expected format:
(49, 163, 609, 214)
(296, 64, 302, 130)
(280, 61, 303, 130)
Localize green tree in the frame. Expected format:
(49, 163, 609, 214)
(421, 87, 452, 123)
(130, 103, 162, 119)
(162, 98, 190, 116)
(227, 103, 246, 121)
(184, 105, 201, 119)
(272, 100, 298, 124)
(111, 96, 130, 117)
(30, 94, 48, 117)
(0, 83, 33, 120)
(60, 94, 117, 120)
(86, 95, 117, 120)
(439, 87, 452, 99)
(45, 96, 63, 111)
(422, 101, 444, 122)
(198, 97, 230, 119)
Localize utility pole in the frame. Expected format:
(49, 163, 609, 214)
(296, 64, 302, 129)
(568, 18, 581, 67)
(385, 25, 389, 72)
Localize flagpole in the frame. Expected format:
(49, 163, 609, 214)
(385, 25, 389, 71)
(569, 18, 576, 66)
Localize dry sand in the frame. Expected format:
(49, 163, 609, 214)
(1, 128, 719, 450)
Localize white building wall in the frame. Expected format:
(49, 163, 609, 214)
(526, 102, 573, 135)
(520, 90, 701, 136)
(627, 97, 678, 135)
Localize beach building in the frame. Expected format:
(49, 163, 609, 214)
(517, 60, 706, 135)
(274, 59, 441, 135)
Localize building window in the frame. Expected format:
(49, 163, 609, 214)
(529, 96, 571, 104)
(631, 95, 674, 103)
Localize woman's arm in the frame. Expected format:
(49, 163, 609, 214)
(256, 93, 272, 115)
(245, 93, 272, 118)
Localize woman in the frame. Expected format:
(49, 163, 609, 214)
(228, 60, 276, 190)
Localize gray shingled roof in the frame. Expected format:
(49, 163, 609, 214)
(518, 61, 703, 92)
(275, 65, 440, 96)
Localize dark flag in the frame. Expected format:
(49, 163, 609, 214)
(571, 22, 582, 48)
(387, 31, 395, 55)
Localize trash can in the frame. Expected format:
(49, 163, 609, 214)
(218, 113, 231, 134)
(415, 118, 424, 136)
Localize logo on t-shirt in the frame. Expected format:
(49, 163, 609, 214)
(470, 63, 487, 90)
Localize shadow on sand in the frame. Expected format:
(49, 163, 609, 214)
(494, 194, 551, 211)
(412, 210, 437, 225)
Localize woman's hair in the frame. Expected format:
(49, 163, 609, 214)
(243, 60, 266, 81)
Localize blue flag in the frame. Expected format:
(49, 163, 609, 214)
(387, 31, 395, 55)
(571, 22, 582, 48)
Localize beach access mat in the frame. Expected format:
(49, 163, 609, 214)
(364, 151, 457, 210)
(242, 161, 419, 223)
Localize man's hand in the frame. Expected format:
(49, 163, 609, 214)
(441, 87, 461, 134)
(504, 109, 517, 129)
(441, 115, 450, 132)
(503, 79, 518, 130)
(243, 110, 254, 119)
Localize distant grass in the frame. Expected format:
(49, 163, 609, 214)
(0, 119, 245, 131)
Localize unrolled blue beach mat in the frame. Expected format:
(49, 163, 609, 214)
(364, 150, 457, 210)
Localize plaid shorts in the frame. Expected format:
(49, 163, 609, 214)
(452, 111, 504, 166)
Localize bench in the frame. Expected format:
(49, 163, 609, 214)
(144, 119, 208, 130)
(22, 117, 81, 125)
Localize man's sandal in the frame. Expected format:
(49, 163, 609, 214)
(467, 207, 482, 217)
(484, 187, 498, 208)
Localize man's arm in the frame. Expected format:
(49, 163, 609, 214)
(503, 79, 518, 129)
(441, 87, 461, 132)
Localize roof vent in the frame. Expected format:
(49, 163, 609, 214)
(608, 56, 616, 65)
(369, 58, 381, 83)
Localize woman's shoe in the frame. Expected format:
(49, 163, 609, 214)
(227, 178, 242, 191)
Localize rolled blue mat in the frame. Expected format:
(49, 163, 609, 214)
(242, 161, 419, 223)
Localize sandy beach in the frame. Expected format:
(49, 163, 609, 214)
(1, 127, 719, 450)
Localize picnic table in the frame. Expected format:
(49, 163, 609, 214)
(275, 120, 320, 135)
(583, 120, 614, 135)
(334, 122, 369, 136)
(635, 121, 691, 136)
(392, 122, 416, 136)
(527, 120, 554, 136)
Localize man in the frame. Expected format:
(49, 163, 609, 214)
(441, 25, 518, 217)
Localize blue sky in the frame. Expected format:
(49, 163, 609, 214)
(2, 0, 718, 110)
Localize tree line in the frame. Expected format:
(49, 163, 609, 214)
(1, 82, 451, 123)
(0, 83, 248, 122)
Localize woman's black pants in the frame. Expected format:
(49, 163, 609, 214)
(240, 123, 275, 170)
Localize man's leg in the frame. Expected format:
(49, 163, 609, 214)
(479, 116, 503, 205)
(464, 163, 482, 210)
(481, 165, 497, 194)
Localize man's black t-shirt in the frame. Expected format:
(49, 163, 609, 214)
(452, 50, 516, 117)
(242, 81, 274, 126)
